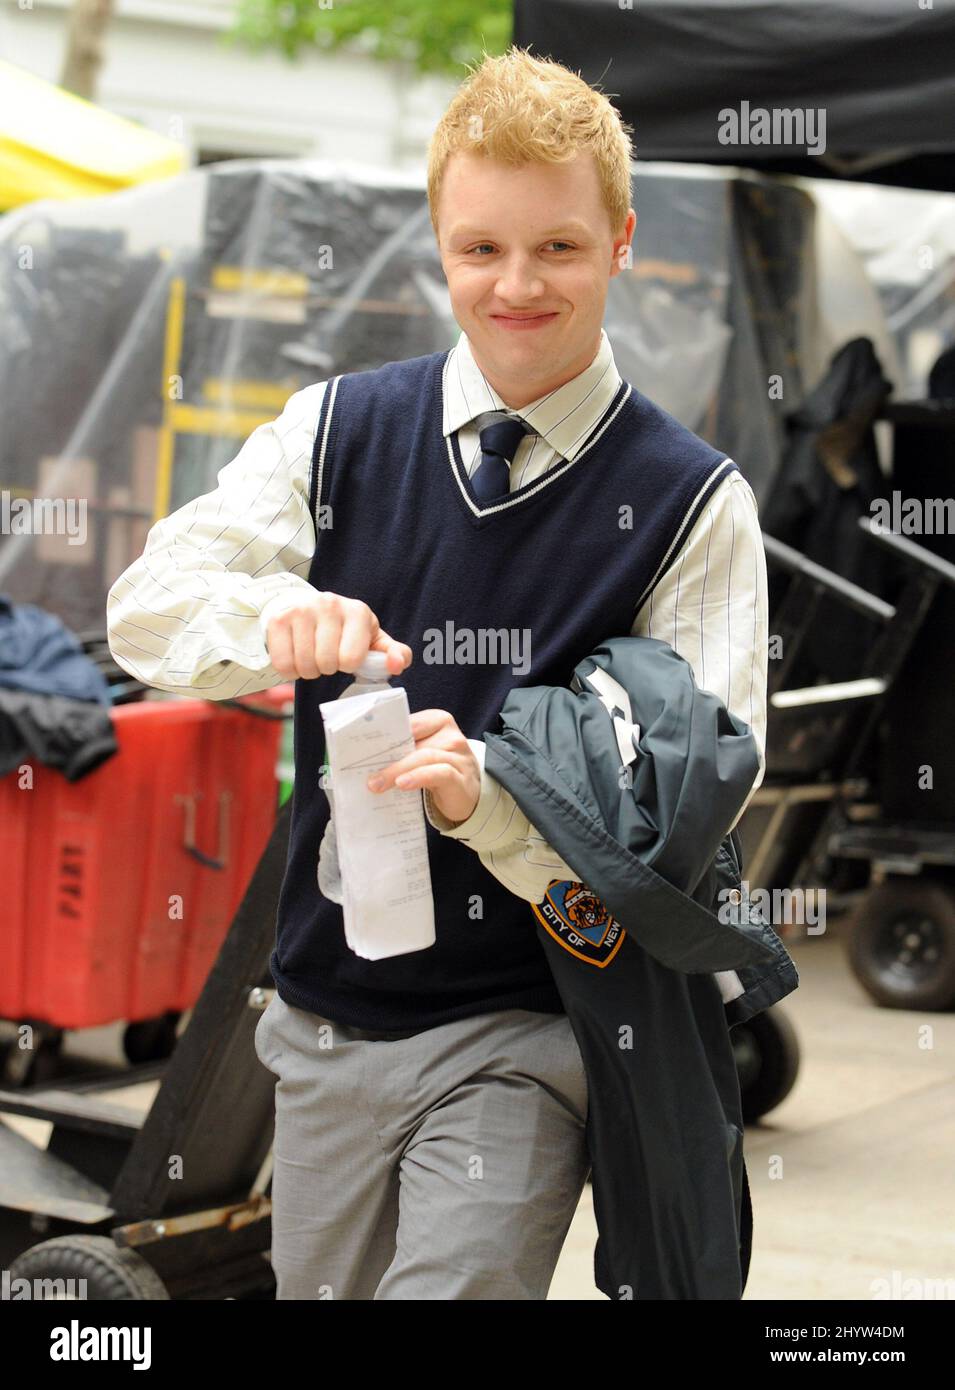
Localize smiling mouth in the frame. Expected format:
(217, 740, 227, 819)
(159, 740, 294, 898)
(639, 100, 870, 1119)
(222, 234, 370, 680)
(489, 312, 560, 329)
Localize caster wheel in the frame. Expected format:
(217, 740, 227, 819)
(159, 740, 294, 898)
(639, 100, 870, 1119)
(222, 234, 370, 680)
(847, 878, 955, 1010)
(7, 1235, 169, 1300)
(732, 1007, 800, 1122)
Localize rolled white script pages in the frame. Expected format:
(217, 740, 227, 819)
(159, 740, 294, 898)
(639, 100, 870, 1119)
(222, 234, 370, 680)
(318, 681, 436, 960)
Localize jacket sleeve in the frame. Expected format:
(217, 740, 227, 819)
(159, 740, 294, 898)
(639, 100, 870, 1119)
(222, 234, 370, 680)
(106, 384, 326, 699)
(424, 469, 768, 901)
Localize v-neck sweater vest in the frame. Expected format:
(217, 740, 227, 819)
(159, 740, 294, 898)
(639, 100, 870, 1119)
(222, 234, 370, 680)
(271, 348, 737, 1031)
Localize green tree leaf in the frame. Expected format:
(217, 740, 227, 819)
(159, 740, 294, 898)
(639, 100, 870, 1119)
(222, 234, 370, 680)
(225, 0, 514, 78)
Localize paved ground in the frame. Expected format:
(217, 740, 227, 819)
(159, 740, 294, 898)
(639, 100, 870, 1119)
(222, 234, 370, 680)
(4, 911, 953, 1300)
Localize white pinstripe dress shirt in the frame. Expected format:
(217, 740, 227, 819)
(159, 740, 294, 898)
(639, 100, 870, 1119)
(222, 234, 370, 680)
(107, 327, 768, 915)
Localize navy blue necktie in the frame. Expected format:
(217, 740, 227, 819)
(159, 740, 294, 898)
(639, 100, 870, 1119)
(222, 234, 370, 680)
(472, 413, 535, 504)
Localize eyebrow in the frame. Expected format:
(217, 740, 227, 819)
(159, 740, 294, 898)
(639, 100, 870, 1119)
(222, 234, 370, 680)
(446, 221, 592, 240)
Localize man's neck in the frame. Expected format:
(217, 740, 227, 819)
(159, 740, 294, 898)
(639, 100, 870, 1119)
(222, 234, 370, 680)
(469, 332, 603, 411)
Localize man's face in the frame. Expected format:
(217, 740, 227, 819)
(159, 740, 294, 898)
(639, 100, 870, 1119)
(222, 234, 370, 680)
(436, 148, 636, 408)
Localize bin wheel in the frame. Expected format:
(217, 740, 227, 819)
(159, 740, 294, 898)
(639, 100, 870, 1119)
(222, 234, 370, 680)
(6, 1235, 169, 1300)
(122, 1011, 181, 1065)
(0, 1023, 64, 1088)
(732, 1007, 800, 1122)
(847, 878, 955, 1011)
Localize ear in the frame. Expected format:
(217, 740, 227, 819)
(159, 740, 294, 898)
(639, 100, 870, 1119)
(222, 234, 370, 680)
(610, 208, 637, 278)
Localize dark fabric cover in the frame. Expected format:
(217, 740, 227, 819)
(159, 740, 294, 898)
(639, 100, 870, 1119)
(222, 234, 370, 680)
(0, 594, 116, 780)
(0, 687, 117, 781)
(761, 337, 895, 683)
(513, 0, 955, 188)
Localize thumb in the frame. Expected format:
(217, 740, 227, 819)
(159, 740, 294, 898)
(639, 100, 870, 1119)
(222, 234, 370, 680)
(370, 631, 412, 673)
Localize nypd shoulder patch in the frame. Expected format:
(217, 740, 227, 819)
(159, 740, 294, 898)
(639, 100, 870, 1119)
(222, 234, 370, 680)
(531, 880, 626, 967)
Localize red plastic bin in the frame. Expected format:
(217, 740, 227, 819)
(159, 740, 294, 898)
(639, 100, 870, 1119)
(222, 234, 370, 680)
(0, 684, 294, 1030)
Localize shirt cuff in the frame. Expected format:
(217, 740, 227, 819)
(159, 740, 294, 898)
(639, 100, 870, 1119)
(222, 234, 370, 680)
(714, 969, 745, 1004)
(258, 584, 321, 641)
(423, 738, 509, 846)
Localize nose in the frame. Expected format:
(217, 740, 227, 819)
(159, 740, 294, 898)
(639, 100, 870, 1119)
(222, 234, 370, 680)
(493, 252, 545, 304)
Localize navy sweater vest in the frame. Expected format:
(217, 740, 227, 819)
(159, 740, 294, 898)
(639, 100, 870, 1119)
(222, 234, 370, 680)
(270, 347, 737, 1031)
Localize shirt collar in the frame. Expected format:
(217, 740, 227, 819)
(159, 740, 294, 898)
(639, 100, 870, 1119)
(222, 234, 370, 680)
(442, 327, 622, 462)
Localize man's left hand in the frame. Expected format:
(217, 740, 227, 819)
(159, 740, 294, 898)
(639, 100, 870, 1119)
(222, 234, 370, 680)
(366, 709, 480, 825)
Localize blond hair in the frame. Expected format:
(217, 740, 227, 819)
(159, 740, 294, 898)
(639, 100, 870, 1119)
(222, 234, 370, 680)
(428, 46, 635, 242)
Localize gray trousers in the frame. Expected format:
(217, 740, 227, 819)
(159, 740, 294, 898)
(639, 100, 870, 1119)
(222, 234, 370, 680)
(253, 991, 591, 1299)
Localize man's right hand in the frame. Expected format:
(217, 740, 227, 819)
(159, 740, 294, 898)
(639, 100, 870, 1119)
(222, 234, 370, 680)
(265, 591, 412, 680)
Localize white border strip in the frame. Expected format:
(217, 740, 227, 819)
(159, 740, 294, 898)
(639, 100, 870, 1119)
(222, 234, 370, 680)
(310, 374, 342, 528)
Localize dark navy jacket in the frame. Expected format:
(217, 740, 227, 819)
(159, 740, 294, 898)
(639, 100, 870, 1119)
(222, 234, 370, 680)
(483, 635, 799, 1299)
(270, 347, 741, 1032)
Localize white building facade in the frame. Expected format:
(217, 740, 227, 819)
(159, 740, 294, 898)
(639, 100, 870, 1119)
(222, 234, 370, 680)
(0, 0, 454, 171)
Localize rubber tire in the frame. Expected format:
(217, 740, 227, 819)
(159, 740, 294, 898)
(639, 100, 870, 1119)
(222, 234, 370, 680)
(732, 1008, 800, 1123)
(0, 1026, 63, 1088)
(847, 878, 955, 1011)
(6, 1235, 170, 1300)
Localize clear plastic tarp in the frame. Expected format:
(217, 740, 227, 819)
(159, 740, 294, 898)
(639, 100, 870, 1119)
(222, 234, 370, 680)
(0, 155, 910, 635)
(804, 178, 955, 402)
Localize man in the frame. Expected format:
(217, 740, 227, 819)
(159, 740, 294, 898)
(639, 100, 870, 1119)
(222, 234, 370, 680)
(107, 45, 768, 1300)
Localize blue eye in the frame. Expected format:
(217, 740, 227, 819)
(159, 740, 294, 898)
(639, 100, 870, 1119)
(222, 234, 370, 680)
(464, 242, 575, 256)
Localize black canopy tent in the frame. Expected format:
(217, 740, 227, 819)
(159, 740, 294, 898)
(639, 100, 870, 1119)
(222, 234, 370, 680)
(513, 0, 955, 192)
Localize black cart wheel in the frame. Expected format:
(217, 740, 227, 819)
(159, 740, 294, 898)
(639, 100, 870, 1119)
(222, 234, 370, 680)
(732, 1007, 800, 1123)
(123, 1011, 181, 1064)
(7, 1235, 169, 1300)
(847, 878, 955, 1011)
(0, 1022, 64, 1088)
